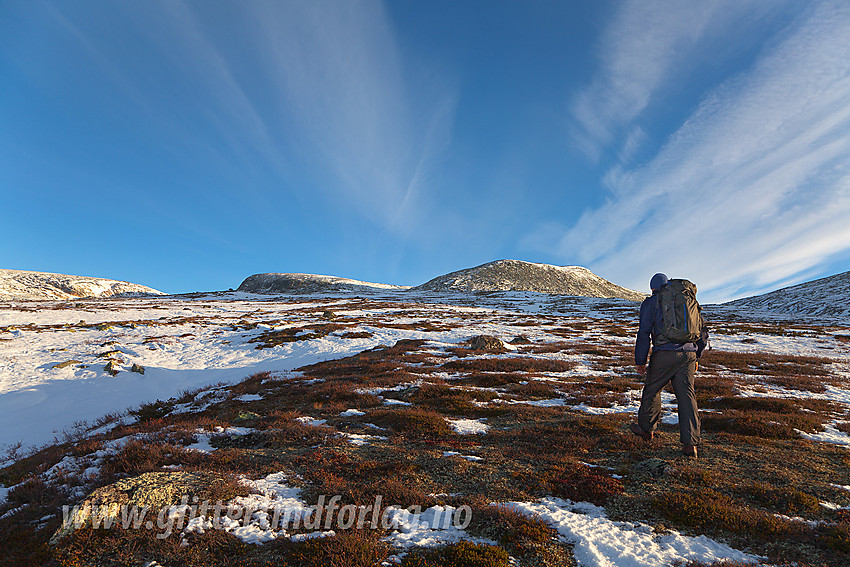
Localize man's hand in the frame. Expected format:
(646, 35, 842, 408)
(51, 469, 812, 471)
(636, 364, 646, 375)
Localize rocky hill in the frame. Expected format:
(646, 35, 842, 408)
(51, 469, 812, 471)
(238, 273, 410, 294)
(722, 270, 850, 320)
(412, 260, 646, 301)
(0, 269, 165, 301)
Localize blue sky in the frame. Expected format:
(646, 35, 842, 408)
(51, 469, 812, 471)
(2, 1, 850, 302)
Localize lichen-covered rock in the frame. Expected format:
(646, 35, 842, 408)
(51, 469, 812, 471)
(130, 363, 145, 374)
(235, 411, 262, 422)
(469, 335, 507, 351)
(633, 458, 674, 478)
(50, 471, 233, 544)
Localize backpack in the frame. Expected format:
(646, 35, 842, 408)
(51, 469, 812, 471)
(657, 279, 702, 344)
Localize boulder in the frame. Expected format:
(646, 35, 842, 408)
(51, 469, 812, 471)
(469, 335, 507, 351)
(633, 458, 673, 478)
(50, 471, 236, 544)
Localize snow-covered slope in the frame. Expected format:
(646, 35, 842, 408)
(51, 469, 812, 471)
(722, 270, 850, 321)
(413, 260, 646, 301)
(238, 272, 410, 294)
(0, 269, 165, 301)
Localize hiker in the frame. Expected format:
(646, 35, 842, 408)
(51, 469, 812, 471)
(630, 273, 708, 458)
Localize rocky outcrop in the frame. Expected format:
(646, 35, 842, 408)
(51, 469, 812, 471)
(0, 269, 164, 301)
(238, 273, 409, 294)
(722, 270, 850, 321)
(413, 260, 645, 301)
(50, 471, 238, 544)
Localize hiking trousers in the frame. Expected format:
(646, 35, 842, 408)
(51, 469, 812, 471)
(637, 350, 700, 446)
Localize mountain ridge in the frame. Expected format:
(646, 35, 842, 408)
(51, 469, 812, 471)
(0, 269, 165, 301)
(237, 272, 410, 294)
(239, 260, 646, 301)
(721, 270, 850, 320)
(412, 259, 646, 301)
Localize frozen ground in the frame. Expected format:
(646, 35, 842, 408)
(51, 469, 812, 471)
(1, 290, 848, 450)
(2, 289, 849, 566)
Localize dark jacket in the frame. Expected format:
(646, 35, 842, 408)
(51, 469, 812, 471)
(634, 292, 708, 366)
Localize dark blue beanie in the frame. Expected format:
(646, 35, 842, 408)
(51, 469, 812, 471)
(650, 273, 668, 291)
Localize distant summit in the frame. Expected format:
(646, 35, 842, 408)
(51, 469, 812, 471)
(0, 269, 165, 301)
(722, 270, 850, 321)
(237, 273, 410, 294)
(412, 260, 646, 301)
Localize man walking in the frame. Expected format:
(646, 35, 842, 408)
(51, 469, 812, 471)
(630, 273, 708, 458)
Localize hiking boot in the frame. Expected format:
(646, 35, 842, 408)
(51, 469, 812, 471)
(630, 423, 653, 442)
(681, 444, 698, 458)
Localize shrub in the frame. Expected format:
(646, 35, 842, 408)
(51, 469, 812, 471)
(465, 373, 525, 387)
(670, 464, 714, 487)
(673, 561, 759, 567)
(369, 408, 453, 438)
(467, 503, 553, 556)
(340, 330, 373, 339)
(741, 484, 820, 515)
(549, 461, 624, 505)
(229, 370, 277, 396)
(653, 490, 804, 540)
(701, 410, 824, 439)
(55, 525, 255, 567)
(441, 357, 575, 374)
(400, 541, 511, 567)
(409, 385, 483, 415)
(307, 381, 383, 407)
(130, 400, 174, 422)
(819, 520, 850, 553)
(506, 381, 560, 399)
(285, 529, 390, 567)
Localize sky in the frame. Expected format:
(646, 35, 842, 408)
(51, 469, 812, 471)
(2, 0, 850, 303)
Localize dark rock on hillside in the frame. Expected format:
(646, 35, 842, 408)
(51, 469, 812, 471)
(237, 273, 407, 294)
(469, 335, 507, 351)
(413, 260, 645, 301)
(722, 270, 850, 321)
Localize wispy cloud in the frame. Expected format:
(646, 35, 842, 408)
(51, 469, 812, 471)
(541, 0, 850, 302)
(249, 0, 455, 228)
(570, 0, 782, 164)
(46, 0, 454, 234)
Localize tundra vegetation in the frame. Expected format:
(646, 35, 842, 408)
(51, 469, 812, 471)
(0, 293, 848, 566)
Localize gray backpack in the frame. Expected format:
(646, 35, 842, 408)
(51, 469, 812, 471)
(657, 279, 702, 344)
